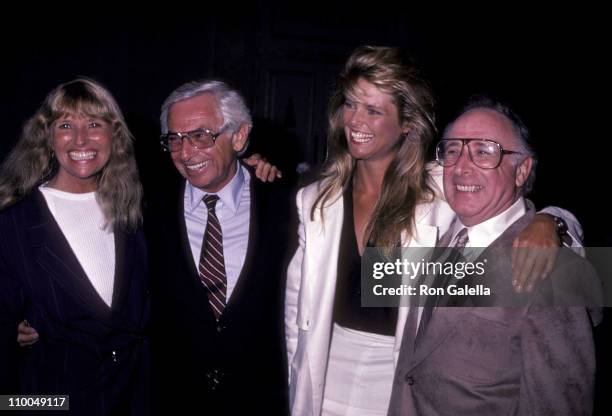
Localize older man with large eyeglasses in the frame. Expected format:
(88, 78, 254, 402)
(388, 96, 600, 416)
(147, 80, 293, 415)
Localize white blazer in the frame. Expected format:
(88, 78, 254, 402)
(285, 163, 456, 416)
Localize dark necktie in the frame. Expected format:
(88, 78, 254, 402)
(415, 227, 469, 344)
(198, 194, 227, 320)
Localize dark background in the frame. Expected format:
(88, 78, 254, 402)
(3, 9, 608, 245)
(2, 6, 610, 412)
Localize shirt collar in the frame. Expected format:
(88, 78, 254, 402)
(449, 197, 527, 248)
(185, 162, 248, 214)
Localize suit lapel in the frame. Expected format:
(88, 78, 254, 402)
(306, 191, 344, 320)
(110, 227, 133, 311)
(393, 220, 439, 363)
(174, 180, 218, 322)
(176, 181, 200, 280)
(407, 205, 536, 371)
(25, 190, 112, 321)
(303, 189, 344, 412)
(405, 307, 470, 372)
(222, 177, 257, 317)
(404, 220, 471, 368)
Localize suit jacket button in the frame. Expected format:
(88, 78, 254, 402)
(405, 375, 414, 385)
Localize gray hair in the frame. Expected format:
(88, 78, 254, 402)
(160, 80, 252, 154)
(443, 95, 537, 195)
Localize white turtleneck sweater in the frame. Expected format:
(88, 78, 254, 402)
(39, 186, 115, 307)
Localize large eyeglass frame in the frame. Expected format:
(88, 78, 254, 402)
(435, 138, 523, 169)
(160, 127, 226, 152)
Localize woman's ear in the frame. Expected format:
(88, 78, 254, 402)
(401, 120, 411, 137)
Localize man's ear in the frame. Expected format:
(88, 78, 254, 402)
(515, 156, 533, 188)
(232, 123, 250, 153)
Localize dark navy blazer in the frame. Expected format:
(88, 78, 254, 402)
(0, 190, 150, 415)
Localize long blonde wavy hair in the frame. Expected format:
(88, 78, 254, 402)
(312, 45, 436, 249)
(0, 78, 142, 231)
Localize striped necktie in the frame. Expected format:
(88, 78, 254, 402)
(198, 194, 227, 320)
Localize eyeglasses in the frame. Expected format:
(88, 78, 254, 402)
(435, 138, 523, 169)
(160, 127, 225, 152)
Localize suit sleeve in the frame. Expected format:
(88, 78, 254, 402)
(0, 238, 24, 393)
(518, 306, 595, 415)
(285, 187, 305, 379)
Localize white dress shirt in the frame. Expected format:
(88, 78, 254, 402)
(416, 197, 526, 327)
(446, 197, 527, 249)
(184, 163, 251, 300)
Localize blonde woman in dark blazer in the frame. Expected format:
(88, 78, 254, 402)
(0, 78, 149, 415)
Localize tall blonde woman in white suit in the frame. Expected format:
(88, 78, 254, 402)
(285, 46, 578, 416)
